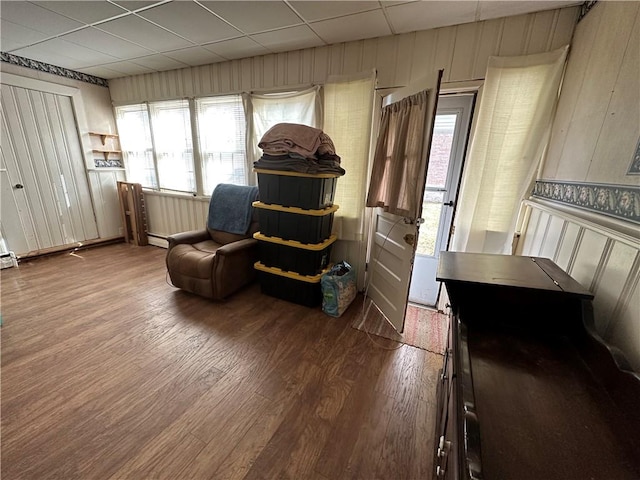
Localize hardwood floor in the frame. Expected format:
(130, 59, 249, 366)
(1, 243, 442, 480)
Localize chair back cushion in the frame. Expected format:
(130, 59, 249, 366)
(208, 210, 258, 245)
(207, 184, 259, 235)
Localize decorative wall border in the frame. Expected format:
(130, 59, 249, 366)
(1, 52, 108, 88)
(532, 180, 639, 225)
(578, 1, 598, 22)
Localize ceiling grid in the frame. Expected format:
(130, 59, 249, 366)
(0, 0, 581, 80)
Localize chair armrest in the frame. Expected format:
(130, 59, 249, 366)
(216, 238, 258, 256)
(212, 238, 258, 299)
(167, 229, 210, 249)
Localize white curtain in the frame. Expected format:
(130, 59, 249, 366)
(452, 45, 569, 254)
(324, 71, 376, 241)
(244, 86, 321, 169)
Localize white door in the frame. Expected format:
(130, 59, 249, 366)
(366, 70, 442, 333)
(409, 94, 475, 306)
(1, 167, 31, 255)
(0, 84, 98, 256)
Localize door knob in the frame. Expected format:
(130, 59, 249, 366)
(14, 184, 24, 189)
(443, 200, 454, 207)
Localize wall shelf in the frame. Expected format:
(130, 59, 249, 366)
(92, 148, 122, 161)
(89, 131, 119, 146)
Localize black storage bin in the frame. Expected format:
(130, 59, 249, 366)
(253, 201, 338, 244)
(254, 262, 330, 307)
(255, 169, 339, 210)
(254, 232, 337, 276)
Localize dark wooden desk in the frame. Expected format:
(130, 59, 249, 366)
(433, 252, 640, 480)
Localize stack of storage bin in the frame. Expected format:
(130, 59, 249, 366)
(253, 169, 339, 307)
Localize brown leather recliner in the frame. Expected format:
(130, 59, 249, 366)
(166, 185, 259, 300)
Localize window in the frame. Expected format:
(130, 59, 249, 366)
(116, 100, 195, 193)
(195, 95, 247, 195)
(116, 87, 325, 196)
(116, 104, 156, 188)
(149, 100, 194, 193)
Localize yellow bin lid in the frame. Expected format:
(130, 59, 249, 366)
(254, 168, 340, 179)
(252, 201, 339, 216)
(254, 261, 332, 283)
(253, 232, 337, 250)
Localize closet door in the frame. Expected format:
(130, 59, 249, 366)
(0, 84, 98, 255)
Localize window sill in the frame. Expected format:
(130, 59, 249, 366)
(141, 188, 210, 201)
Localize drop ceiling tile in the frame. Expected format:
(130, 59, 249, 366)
(109, 1, 166, 12)
(289, 1, 380, 22)
(12, 43, 86, 69)
(477, 1, 579, 20)
(40, 38, 121, 67)
(312, 10, 391, 44)
(77, 65, 125, 79)
(96, 15, 192, 51)
(199, 1, 302, 34)
(1, 20, 50, 51)
(203, 37, 270, 60)
(385, 1, 478, 33)
(61, 27, 155, 59)
(164, 46, 225, 66)
(100, 60, 155, 75)
(0, 1, 83, 36)
(130, 54, 189, 71)
(33, 1, 128, 24)
(251, 25, 325, 53)
(139, 2, 241, 43)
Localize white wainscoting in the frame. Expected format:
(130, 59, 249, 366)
(518, 198, 640, 373)
(143, 191, 209, 248)
(87, 169, 126, 239)
(142, 191, 368, 287)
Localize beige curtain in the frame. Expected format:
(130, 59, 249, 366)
(452, 45, 569, 254)
(366, 90, 429, 218)
(324, 71, 376, 241)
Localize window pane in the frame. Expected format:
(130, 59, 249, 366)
(416, 190, 444, 257)
(425, 114, 457, 189)
(116, 104, 157, 188)
(149, 100, 195, 193)
(196, 95, 247, 195)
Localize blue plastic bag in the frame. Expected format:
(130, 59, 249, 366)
(321, 261, 357, 318)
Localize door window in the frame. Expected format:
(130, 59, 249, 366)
(417, 114, 457, 257)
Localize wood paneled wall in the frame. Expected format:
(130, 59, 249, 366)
(542, 1, 640, 185)
(110, 7, 579, 279)
(144, 191, 209, 245)
(108, 7, 578, 103)
(518, 199, 640, 373)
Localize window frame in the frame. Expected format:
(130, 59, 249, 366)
(147, 99, 196, 194)
(115, 87, 327, 197)
(195, 94, 248, 195)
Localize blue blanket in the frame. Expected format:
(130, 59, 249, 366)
(207, 184, 259, 235)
